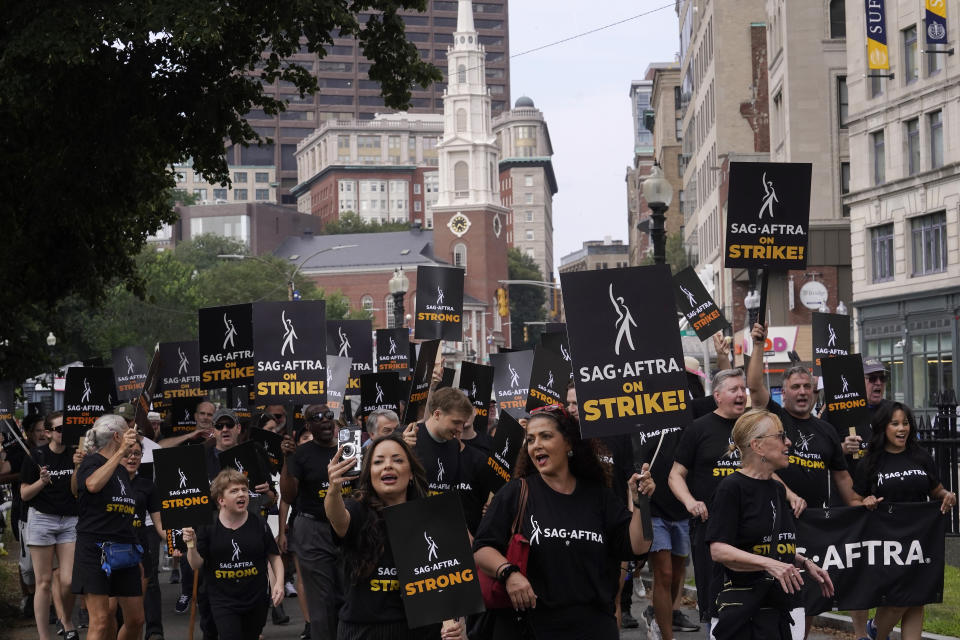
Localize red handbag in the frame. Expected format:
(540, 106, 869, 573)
(479, 478, 530, 609)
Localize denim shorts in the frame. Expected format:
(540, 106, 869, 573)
(26, 508, 78, 546)
(651, 516, 690, 556)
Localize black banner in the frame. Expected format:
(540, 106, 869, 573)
(403, 340, 440, 424)
(724, 161, 812, 270)
(63, 367, 116, 447)
(199, 304, 254, 389)
(227, 385, 252, 424)
(360, 372, 402, 415)
(111, 346, 148, 402)
(414, 266, 464, 341)
(525, 345, 570, 412)
(490, 350, 534, 420)
(158, 341, 203, 402)
(812, 312, 850, 375)
(134, 347, 162, 436)
(0, 381, 15, 422)
(219, 440, 268, 488)
(252, 301, 326, 404)
(483, 412, 525, 492)
(458, 362, 494, 432)
(250, 427, 283, 473)
(560, 265, 691, 439)
(673, 266, 729, 340)
(325, 355, 352, 419)
(437, 367, 456, 390)
(821, 355, 871, 456)
(383, 491, 485, 627)
(327, 319, 373, 395)
(153, 445, 212, 529)
(376, 328, 410, 375)
(540, 330, 573, 381)
(796, 503, 945, 610)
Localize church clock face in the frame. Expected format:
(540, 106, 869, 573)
(448, 213, 471, 237)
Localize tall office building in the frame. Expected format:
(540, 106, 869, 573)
(229, 2, 510, 205)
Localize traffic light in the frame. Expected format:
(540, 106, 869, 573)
(523, 325, 529, 343)
(497, 287, 509, 317)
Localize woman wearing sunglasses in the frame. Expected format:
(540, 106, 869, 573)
(473, 404, 655, 639)
(20, 412, 81, 640)
(706, 410, 834, 639)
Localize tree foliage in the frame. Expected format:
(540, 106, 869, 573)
(0, 1, 439, 379)
(638, 233, 690, 274)
(507, 249, 548, 348)
(321, 211, 412, 235)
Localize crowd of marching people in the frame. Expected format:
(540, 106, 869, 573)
(0, 324, 956, 640)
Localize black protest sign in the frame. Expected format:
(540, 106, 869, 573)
(219, 441, 268, 488)
(483, 412, 525, 492)
(250, 428, 283, 473)
(437, 367, 456, 390)
(360, 372, 402, 415)
(796, 503, 945, 611)
(165, 527, 188, 557)
(545, 322, 566, 334)
(327, 319, 373, 395)
(821, 355, 871, 455)
(325, 355, 353, 419)
(376, 328, 410, 375)
(0, 381, 15, 422)
(812, 312, 851, 374)
(560, 265, 691, 439)
(167, 397, 200, 438)
(199, 304, 254, 389)
(158, 341, 203, 402)
(414, 266, 465, 341)
(458, 362, 494, 432)
(111, 346, 148, 401)
(252, 300, 326, 404)
(526, 345, 571, 412)
(724, 161, 812, 269)
(134, 347, 162, 436)
(153, 445, 212, 530)
(63, 367, 116, 447)
(227, 386, 252, 423)
(490, 350, 534, 420)
(541, 331, 573, 380)
(383, 491, 485, 627)
(673, 266, 729, 340)
(403, 340, 440, 424)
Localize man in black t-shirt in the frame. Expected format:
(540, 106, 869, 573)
(157, 400, 216, 448)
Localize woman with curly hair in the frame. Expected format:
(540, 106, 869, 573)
(472, 405, 655, 639)
(325, 433, 465, 640)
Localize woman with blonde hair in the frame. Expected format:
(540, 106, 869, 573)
(706, 410, 833, 640)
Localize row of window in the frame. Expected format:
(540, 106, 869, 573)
(868, 24, 945, 99)
(870, 211, 948, 282)
(870, 110, 943, 185)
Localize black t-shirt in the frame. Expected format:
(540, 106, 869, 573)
(5, 442, 27, 523)
(287, 441, 352, 519)
(413, 424, 462, 495)
(673, 412, 741, 508)
(473, 474, 635, 614)
(462, 431, 494, 455)
(637, 425, 688, 521)
(335, 499, 405, 624)
(691, 395, 717, 419)
(197, 512, 280, 611)
(75, 453, 137, 543)
(20, 445, 78, 516)
(456, 442, 489, 535)
(130, 474, 161, 539)
(767, 405, 846, 508)
(854, 447, 940, 503)
(705, 472, 798, 589)
(596, 434, 634, 507)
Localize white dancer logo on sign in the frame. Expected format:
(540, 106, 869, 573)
(609, 284, 637, 356)
(827, 323, 837, 348)
(680, 284, 697, 307)
(388, 336, 397, 355)
(508, 364, 520, 388)
(223, 313, 237, 349)
(338, 327, 350, 357)
(126, 355, 135, 375)
(81, 378, 92, 403)
(178, 468, 188, 489)
(375, 383, 384, 404)
(281, 311, 298, 356)
(178, 347, 189, 375)
(424, 531, 438, 562)
(436, 286, 445, 306)
(231, 539, 241, 561)
(841, 374, 849, 393)
(759, 171, 779, 219)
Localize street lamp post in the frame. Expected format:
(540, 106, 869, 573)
(640, 163, 675, 266)
(744, 288, 761, 328)
(218, 243, 357, 301)
(388, 267, 410, 329)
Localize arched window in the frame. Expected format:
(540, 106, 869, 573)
(385, 295, 395, 328)
(456, 108, 467, 133)
(454, 161, 469, 192)
(457, 64, 466, 84)
(453, 243, 467, 269)
(829, 0, 845, 38)
(361, 295, 374, 312)
(489, 161, 495, 191)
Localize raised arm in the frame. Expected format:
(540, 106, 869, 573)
(746, 323, 770, 409)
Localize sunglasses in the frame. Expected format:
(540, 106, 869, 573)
(214, 421, 237, 430)
(755, 431, 788, 443)
(43, 426, 63, 433)
(867, 374, 887, 383)
(306, 411, 335, 422)
(271, 413, 285, 420)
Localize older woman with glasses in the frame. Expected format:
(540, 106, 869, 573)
(706, 410, 834, 640)
(473, 405, 655, 639)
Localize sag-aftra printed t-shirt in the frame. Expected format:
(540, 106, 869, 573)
(673, 412, 741, 508)
(75, 453, 137, 543)
(197, 512, 279, 611)
(287, 441, 352, 519)
(768, 405, 847, 508)
(854, 448, 940, 504)
(20, 445, 78, 516)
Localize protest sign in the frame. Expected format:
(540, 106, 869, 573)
(250, 428, 283, 474)
(525, 345, 571, 412)
(327, 319, 373, 394)
(218, 441, 268, 488)
(165, 527, 188, 557)
(540, 331, 573, 381)
(414, 266, 465, 341)
(403, 340, 440, 424)
(376, 328, 410, 375)
(490, 350, 534, 420)
(360, 372, 402, 415)
(154, 445, 212, 530)
(253, 300, 326, 404)
(227, 385, 252, 423)
(63, 367, 116, 447)
(167, 397, 200, 438)
(483, 412, 525, 492)
(325, 355, 353, 419)
(158, 341, 203, 402)
(384, 492, 485, 627)
(812, 312, 851, 374)
(199, 304, 254, 389)
(821, 354, 872, 456)
(560, 265, 691, 439)
(458, 362, 494, 432)
(0, 381, 15, 422)
(134, 347, 161, 436)
(673, 266, 729, 340)
(437, 367, 456, 390)
(112, 346, 148, 401)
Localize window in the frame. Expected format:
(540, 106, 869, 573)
(213, 188, 228, 201)
(255, 172, 269, 183)
(903, 26, 918, 84)
(870, 75, 884, 98)
(453, 243, 467, 269)
(837, 76, 848, 127)
(233, 189, 248, 200)
(927, 44, 944, 76)
(456, 108, 467, 133)
(929, 110, 944, 169)
(871, 130, 885, 185)
(525, 229, 534, 241)
(234, 171, 248, 183)
(255, 189, 270, 201)
(840, 162, 851, 217)
(905, 118, 920, 175)
(911, 211, 947, 275)
(524, 174, 534, 187)
(454, 161, 469, 192)
(361, 295, 374, 312)
(193, 188, 207, 201)
(871, 224, 894, 282)
(525, 193, 533, 204)
(829, 0, 846, 38)
(525, 210, 534, 222)
(414, 201, 422, 212)
(413, 184, 421, 195)
(457, 64, 466, 84)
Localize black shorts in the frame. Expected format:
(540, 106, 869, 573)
(72, 537, 143, 597)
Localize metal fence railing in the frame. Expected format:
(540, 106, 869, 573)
(917, 390, 959, 535)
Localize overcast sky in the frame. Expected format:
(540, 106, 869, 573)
(507, 1, 679, 276)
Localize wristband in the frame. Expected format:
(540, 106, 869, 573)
(497, 564, 520, 584)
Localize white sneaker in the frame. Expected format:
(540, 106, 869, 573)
(284, 581, 297, 597)
(648, 619, 663, 640)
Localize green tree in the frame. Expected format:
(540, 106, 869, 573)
(321, 211, 412, 235)
(507, 248, 548, 348)
(638, 232, 690, 273)
(0, 1, 440, 379)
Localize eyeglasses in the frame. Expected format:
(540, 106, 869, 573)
(867, 374, 887, 383)
(125, 451, 143, 458)
(214, 422, 236, 430)
(754, 432, 788, 443)
(43, 426, 63, 433)
(306, 411, 335, 422)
